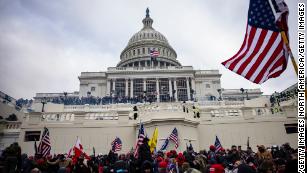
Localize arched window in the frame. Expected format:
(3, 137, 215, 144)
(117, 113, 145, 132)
(133, 50, 135, 56)
(142, 48, 145, 54)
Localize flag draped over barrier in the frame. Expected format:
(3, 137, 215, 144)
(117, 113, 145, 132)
(222, 0, 289, 84)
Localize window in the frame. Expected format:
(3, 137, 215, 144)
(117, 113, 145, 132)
(284, 123, 298, 134)
(133, 79, 144, 97)
(24, 131, 41, 142)
(137, 49, 140, 55)
(91, 87, 95, 91)
(177, 78, 188, 101)
(142, 48, 145, 54)
(133, 50, 135, 56)
(206, 84, 211, 88)
(212, 80, 220, 84)
(115, 79, 126, 97)
(227, 110, 240, 116)
(146, 78, 157, 101)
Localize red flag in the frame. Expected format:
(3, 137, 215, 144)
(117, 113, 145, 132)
(72, 137, 91, 163)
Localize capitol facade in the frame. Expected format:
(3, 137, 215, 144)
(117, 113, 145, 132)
(0, 9, 298, 155)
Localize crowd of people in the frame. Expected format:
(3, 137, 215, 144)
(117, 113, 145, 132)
(269, 90, 298, 107)
(0, 140, 299, 173)
(48, 96, 145, 105)
(16, 99, 33, 108)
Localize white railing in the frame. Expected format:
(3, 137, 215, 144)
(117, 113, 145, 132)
(107, 66, 194, 72)
(195, 70, 220, 75)
(80, 72, 106, 77)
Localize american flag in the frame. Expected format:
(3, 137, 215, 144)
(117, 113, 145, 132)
(222, 0, 289, 84)
(38, 127, 51, 157)
(134, 123, 145, 158)
(111, 137, 122, 152)
(150, 49, 159, 57)
(214, 136, 222, 153)
(169, 128, 179, 149)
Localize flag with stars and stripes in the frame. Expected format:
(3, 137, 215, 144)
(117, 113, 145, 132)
(150, 48, 159, 62)
(111, 137, 122, 152)
(214, 136, 222, 153)
(169, 127, 179, 149)
(150, 49, 160, 57)
(134, 122, 145, 158)
(38, 127, 51, 157)
(222, 0, 289, 84)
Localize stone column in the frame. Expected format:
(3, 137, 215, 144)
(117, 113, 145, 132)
(106, 79, 111, 96)
(186, 77, 191, 101)
(156, 78, 160, 102)
(174, 79, 178, 102)
(143, 78, 146, 92)
(125, 79, 129, 97)
(130, 79, 134, 98)
(112, 80, 116, 96)
(191, 78, 196, 100)
(169, 78, 173, 98)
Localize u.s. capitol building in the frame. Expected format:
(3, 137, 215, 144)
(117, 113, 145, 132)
(1, 9, 297, 155)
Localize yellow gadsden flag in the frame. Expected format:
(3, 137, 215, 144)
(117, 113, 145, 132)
(148, 127, 158, 153)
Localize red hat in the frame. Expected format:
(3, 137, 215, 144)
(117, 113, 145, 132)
(166, 152, 171, 158)
(156, 156, 163, 162)
(221, 147, 225, 152)
(210, 145, 216, 151)
(159, 161, 168, 168)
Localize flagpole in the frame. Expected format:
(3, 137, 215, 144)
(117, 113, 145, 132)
(268, 0, 298, 76)
(280, 31, 299, 76)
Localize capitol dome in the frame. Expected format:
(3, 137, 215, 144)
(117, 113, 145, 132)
(117, 8, 181, 67)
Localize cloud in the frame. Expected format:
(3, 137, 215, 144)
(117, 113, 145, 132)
(0, 0, 300, 99)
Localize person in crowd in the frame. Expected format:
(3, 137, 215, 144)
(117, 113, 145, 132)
(73, 155, 91, 173)
(0, 142, 299, 173)
(207, 145, 217, 164)
(137, 137, 152, 170)
(3, 142, 21, 173)
(226, 145, 240, 165)
(256, 145, 273, 165)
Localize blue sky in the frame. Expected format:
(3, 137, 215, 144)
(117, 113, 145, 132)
(0, 0, 302, 99)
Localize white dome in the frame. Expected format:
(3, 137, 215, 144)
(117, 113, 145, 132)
(117, 8, 180, 67)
